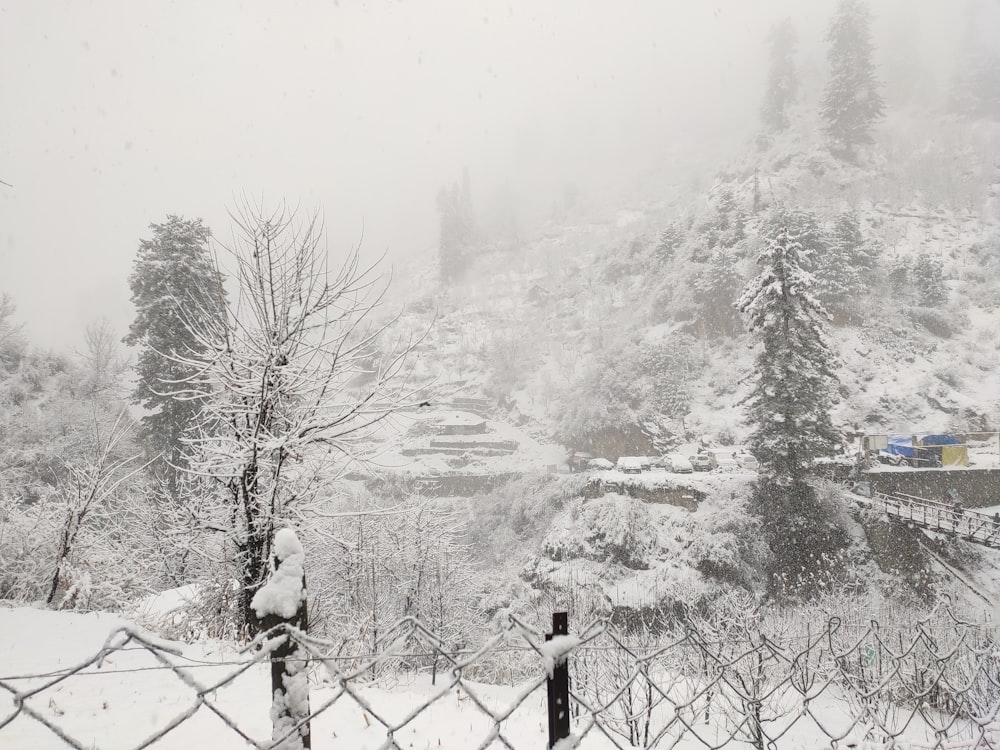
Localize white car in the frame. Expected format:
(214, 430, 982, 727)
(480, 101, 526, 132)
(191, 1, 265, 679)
(587, 457, 614, 470)
(661, 454, 694, 473)
(616, 456, 644, 474)
(688, 453, 718, 472)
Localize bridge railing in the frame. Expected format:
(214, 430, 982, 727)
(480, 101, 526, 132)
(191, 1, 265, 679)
(870, 490, 1000, 547)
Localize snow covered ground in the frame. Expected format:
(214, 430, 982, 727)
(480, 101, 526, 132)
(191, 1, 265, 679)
(0, 606, 558, 750)
(3, 605, 998, 749)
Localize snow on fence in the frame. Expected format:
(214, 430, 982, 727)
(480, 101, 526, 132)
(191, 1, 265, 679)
(4, 605, 1000, 749)
(4, 535, 1000, 749)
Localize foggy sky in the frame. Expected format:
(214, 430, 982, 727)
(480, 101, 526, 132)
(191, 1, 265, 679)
(0, 0, 966, 351)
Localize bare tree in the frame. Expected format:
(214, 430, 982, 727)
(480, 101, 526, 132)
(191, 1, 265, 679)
(46, 410, 146, 607)
(0, 292, 26, 370)
(171, 201, 421, 633)
(78, 318, 131, 400)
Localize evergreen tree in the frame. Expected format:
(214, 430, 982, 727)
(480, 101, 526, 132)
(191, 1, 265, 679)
(437, 169, 476, 283)
(912, 253, 948, 307)
(695, 250, 744, 337)
(738, 225, 840, 484)
(124, 216, 226, 498)
(761, 19, 798, 132)
(761, 206, 828, 271)
(820, 0, 885, 157)
(738, 224, 845, 593)
(950, 0, 1000, 119)
(813, 210, 876, 320)
(655, 222, 685, 263)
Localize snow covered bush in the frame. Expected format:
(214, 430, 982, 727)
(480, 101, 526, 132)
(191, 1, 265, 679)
(303, 487, 487, 672)
(542, 494, 655, 570)
(686, 495, 766, 589)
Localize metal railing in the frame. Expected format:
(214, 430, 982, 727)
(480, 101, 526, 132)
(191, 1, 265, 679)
(868, 490, 1000, 548)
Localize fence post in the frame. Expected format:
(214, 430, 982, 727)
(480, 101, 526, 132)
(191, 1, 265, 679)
(252, 528, 311, 750)
(546, 611, 571, 748)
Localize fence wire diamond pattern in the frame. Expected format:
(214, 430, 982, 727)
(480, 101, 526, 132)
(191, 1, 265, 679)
(3, 607, 1000, 749)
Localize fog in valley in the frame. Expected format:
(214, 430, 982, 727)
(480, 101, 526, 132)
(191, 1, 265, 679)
(0, 0, 971, 347)
(3, 2, 1000, 749)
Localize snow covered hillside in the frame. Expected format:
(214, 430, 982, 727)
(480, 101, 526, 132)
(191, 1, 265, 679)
(391, 110, 1000, 461)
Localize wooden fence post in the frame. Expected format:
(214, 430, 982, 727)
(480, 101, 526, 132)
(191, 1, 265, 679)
(252, 528, 311, 750)
(546, 611, 571, 748)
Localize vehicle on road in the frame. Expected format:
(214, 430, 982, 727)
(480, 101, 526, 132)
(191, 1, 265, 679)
(587, 457, 614, 470)
(617, 456, 644, 474)
(660, 454, 694, 473)
(568, 451, 594, 472)
(689, 453, 718, 472)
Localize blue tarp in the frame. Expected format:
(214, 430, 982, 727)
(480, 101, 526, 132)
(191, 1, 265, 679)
(884, 435, 916, 458)
(918, 434, 961, 446)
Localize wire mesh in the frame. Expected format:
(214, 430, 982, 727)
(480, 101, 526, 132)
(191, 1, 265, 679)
(2, 605, 1000, 749)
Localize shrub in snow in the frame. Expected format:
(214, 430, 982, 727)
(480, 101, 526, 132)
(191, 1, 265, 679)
(906, 305, 958, 338)
(542, 495, 655, 570)
(687, 498, 766, 589)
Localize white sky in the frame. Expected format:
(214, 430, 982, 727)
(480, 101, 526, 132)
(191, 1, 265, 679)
(0, 0, 968, 350)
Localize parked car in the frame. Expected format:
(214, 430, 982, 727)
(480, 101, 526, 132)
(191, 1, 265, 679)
(738, 454, 759, 470)
(587, 457, 614, 470)
(616, 456, 644, 474)
(568, 451, 594, 472)
(638, 456, 655, 471)
(688, 453, 718, 472)
(661, 454, 694, 473)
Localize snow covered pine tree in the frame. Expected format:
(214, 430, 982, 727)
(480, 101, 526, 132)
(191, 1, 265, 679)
(820, 0, 885, 159)
(738, 221, 846, 592)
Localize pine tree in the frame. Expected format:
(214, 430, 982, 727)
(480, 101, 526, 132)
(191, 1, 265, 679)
(738, 224, 845, 593)
(437, 169, 476, 283)
(912, 253, 948, 307)
(761, 19, 798, 132)
(821, 0, 885, 157)
(124, 216, 227, 499)
(813, 210, 876, 319)
(761, 207, 828, 271)
(950, 0, 1000, 119)
(695, 250, 744, 337)
(738, 225, 840, 483)
(655, 222, 685, 263)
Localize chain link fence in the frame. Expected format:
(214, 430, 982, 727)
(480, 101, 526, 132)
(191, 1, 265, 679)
(3, 600, 1000, 749)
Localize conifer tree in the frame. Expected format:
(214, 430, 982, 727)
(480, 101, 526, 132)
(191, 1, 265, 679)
(437, 169, 476, 283)
(655, 222, 685, 263)
(913, 253, 948, 307)
(813, 210, 876, 319)
(124, 216, 226, 499)
(950, 0, 1000, 119)
(738, 223, 845, 592)
(821, 0, 885, 157)
(761, 19, 798, 132)
(738, 225, 840, 483)
(695, 250, 744, 337)
(761, 207, 828, 271)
